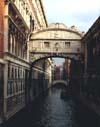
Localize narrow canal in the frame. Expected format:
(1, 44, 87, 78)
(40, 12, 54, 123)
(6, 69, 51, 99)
(4, 85, 100, 127)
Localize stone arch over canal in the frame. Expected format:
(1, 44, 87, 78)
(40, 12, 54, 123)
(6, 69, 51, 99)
(28, 23, 84, 102)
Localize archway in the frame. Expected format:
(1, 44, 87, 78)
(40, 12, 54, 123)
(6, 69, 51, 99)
(27, 54, 84, 103)
(29, 54, 82, 83)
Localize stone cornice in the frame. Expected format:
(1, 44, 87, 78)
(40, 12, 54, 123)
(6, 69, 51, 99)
(31, 28, 82, 38)
(30, 38, 81, 41)
(4, 52, 30, 67)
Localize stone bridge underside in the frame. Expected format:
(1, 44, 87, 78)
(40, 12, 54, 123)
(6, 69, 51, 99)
(29, 23, 84, 62)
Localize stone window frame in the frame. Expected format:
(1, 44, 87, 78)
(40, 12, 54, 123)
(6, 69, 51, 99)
(65, 42, 70, 48)
(44, 42, 50, 48)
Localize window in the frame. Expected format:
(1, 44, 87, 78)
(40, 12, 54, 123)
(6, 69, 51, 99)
(15, 68, 17, 78)
(8, 65, 10, 79)
(65, 42, 70, 48)
(11, 67, 14, 79)
(44, 42, 50, 48)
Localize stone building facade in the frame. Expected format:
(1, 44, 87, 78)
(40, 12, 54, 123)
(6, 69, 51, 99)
(0, 0, 48, 122)
(62, 59, 71, 80)
(0, 0, 4, 58)
(0, 59, 4, 123)
(30, 58, 53, 101)
(82, 16, 100, 97)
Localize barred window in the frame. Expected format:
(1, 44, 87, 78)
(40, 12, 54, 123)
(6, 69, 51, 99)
(65, 42, 70, 48)
(44, 42, 50, 48)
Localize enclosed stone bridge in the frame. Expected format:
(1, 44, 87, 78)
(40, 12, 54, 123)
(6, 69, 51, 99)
(29, 23, 84, 62)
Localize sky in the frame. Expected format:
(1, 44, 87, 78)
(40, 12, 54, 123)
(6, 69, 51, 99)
(42, 0, 100, 65)
(42, 0, 100, 32)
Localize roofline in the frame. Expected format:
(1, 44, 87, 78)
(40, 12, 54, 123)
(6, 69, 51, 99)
(82, 16, 100, 41)
(31, 28, 82, 38)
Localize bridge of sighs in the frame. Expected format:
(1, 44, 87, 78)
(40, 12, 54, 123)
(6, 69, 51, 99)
(29, 23, 84, 62)
(27, 23, 84, 101)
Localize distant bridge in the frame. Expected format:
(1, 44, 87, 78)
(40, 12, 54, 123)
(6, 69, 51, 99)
(52, 80, 68, 86)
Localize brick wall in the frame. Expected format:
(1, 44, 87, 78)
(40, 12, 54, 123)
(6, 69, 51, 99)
(0, 0, 4, 58)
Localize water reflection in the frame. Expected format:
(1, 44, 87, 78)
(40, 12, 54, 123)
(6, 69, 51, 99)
(4, 86, 100, 127)
(31, 88, 77, 127)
